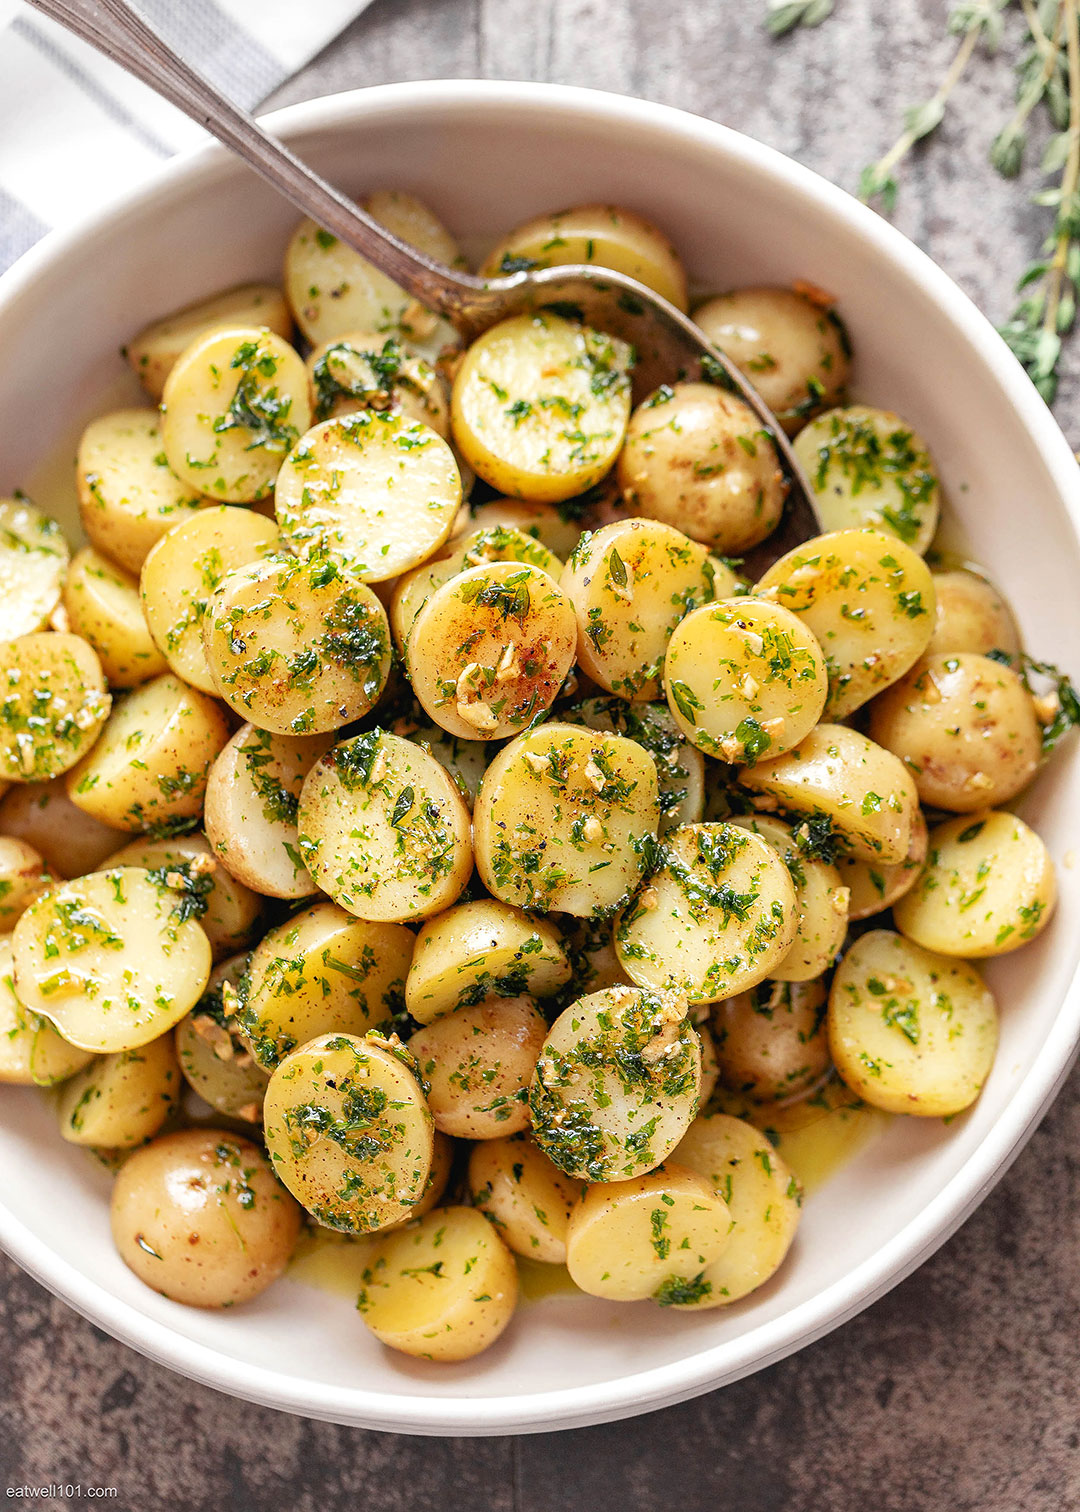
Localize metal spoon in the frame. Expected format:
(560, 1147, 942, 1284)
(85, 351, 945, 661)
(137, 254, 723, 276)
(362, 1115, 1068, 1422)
(26, 0, 822, 569)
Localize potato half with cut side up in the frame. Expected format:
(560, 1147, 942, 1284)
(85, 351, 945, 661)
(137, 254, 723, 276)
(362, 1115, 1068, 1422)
(76, 409, 207, 574)
(893, 809, 1056, 958)
(729, 813, 847, 982)
(12, 866, 211, 1053)
(669, 1113, 802, 1307)
(614, 821, 797, 1003)
(406, 561, 577, 740)
(468, 1133, 583, 1263)
(754, 528, 936, 719)
(0, 633, 110, 784)
(450, 313, 632, 504)
(263, 1031, 433, 1234)
(235, 900, 413, 1069)
(738, 723, 919, 865)
(792, 406, 940, 551)
(481, 203, 689, 310)
(409, 994, 548, 1138)
(274, 411, 461, 582)
(126, 282, 292, 400)
(563, 696, 706, 836)
(0, 936, 94, 1085)
(838, 807, 928, 921)
(618, 381, 786, 553)
(405, 898, 570, 1024)
(565, 1162, 731, 1302)
(458, 497, 588, 561)
(111, 1128, 301, 1307)
(176, 956, 269, 1122)
(0, 496, 69, 640)
(204, 724, 334, 899)
(560, 518, 730, 703)
(529, 984, 701, 1182)
(473, 722, 659, 917)
(869, 652, 1041, 813)
(57, 1031, 180, 1149)
(65, 672, 229, 833)
(202, 553, 391, 735)
(298, 731, 473, 923)
(64, 547, 168, 689)
(664, 597, 828, 762)
(712, 977, 830, 1104)
(140, 504, 279, 693)
(306, 331, 450, 433)
(0, 837, 51, 932)
(693, 286, 851, 434)
(0, 780, 126, 879)
(828, 929, 999, 1116)
(357, 1204, 518, 1362)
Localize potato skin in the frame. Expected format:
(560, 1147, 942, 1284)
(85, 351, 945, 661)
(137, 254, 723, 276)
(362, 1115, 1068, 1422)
(110, 1128, 301, 1307)
(927, 570, 1020, 658)
(408, 994, 547, 1139)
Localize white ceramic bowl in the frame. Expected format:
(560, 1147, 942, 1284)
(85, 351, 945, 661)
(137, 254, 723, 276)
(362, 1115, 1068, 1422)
(1, 80, 1078, 1437)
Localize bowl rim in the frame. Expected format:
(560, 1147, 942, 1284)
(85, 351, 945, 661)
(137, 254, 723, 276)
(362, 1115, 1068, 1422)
(2, 76, 1079, 1436)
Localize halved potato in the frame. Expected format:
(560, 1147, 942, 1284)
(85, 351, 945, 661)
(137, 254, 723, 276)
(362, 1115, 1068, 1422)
(126, 282, 292, 399)
(468, 1133, 583, 1264)
(406, 898, 569, 1024)
(0, 497, 69, 639)
(57, 1031, 180, 1148)
(64, 547, 168, 688)
(0, 633, 110, 783)
(0, 935, 94, 1085)
(102, 831, 261, 963)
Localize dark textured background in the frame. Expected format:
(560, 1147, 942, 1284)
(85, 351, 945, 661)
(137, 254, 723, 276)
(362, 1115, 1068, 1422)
(3, 2, 1080, 1508)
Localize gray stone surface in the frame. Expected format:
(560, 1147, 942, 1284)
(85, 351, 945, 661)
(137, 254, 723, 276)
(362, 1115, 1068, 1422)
(2, 2, 1079, 1508)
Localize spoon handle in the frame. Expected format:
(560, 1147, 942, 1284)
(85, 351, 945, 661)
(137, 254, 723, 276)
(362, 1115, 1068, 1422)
(22, 0, 488, 320)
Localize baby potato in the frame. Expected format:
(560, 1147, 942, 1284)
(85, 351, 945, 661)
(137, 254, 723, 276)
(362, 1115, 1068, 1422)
(729, 814, 847, 982)
(0, 936, 94, 1084)
(0, 836, 51, 932)
(792, 406, 939, 552)
(126, 281, 292, 399)
(140, 505, 279, 692)
(664, 598, 829, 762)
(450, 313, 632, 503)
(57, 1032, 180, 1149)
(615, 822, 797, 1003)
(275, 411, 460, 581)
(76, 409, 206, 574)
(64, 547, 168, 688)
(236, 900, 413, 1069)
(459, 498, 587, 561)
(474, 722, 659, 917)
(409, 994, 548, 1138)
(894, 809, 1056, 958)
(693, 286, 850, 434)
(828, 929, 999, 1116)
(838, 807, 929, 921)
(111, 1128, 301, 1307)
(0, 779, 126, 878)
(202, 554, 391, 735)
(103, 831, 261, 963)
(529, 984, 701, 1182)
(565, 1162, 730, 1302)
(617, 381, 785, 553)
(307, 332, 449, 433)
(713, 977, 830, 1103)
(176, 959, 269, 1123)
(739, 723, 919, 865)
(0, 497, 69, 639)
(406, 898, 570, 1024)
(755, 528, 936, 718)
(407, 561, 577, 740)
(204, 724, 333, 899)
(283, 202, 459, 359)
(389, 551, 460, 655)
(563, 696, 706, 835)
(263, 1031, 433, 1233)
(449, 521, 565, 580)
(298, 731, 472, 923)
(669, 1113, 801, 1307)
(560, 519, 728, 702)
(357, 1204, 518, 1362)
(927, 569, 1021, 658)
(65, 672, 229, 832)
(12, 866, 211, 1052)
(162, 327, 311, 503)
(0, 633, 110, 784)
(869, 652, 1041, 813)
(482, 202, 689, 310)
(468, 1133, 583, 1263)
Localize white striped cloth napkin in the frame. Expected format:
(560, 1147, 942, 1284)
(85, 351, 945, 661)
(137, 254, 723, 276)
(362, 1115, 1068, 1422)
(0, 0, 374, 272)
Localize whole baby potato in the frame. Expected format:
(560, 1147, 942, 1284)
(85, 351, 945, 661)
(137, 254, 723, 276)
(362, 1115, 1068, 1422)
(110, 1128, 301, 1307)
